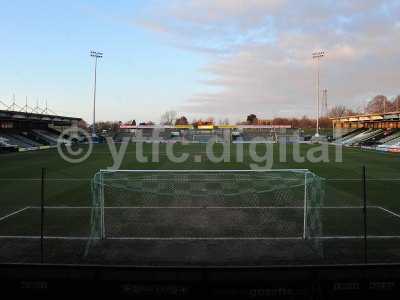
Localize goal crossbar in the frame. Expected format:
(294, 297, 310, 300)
(90, 169, 323, 245)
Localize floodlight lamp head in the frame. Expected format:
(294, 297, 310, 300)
(312, 51, 325, 58)
(90, 50, 103, 58)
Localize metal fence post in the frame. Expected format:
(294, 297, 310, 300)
(363, 165, 368, 264)
(41, 168, 46, 264)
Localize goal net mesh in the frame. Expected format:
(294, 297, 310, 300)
(87, 170, 324, 256)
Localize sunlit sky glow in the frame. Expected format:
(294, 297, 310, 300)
(0, 0, 399, 123)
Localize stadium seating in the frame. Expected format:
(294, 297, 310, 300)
(8, 133, 42, 147)
(0, 133, 34, 148)
(2, 129, 70, 148)
(336, 129, 382, 146)
(32, 129, 67, 145)
(377, 130, 400, 145)
(382, 136, 400, 146)
(334, 128, 400, 149)
(0, 136, 15, 147)
(334, 128, 366, 144)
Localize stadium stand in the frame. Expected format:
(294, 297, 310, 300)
(32, 129, 60, 145)
(332, 111, 400, 151)
(358, 129, 387, 146)
(334, 128, 366, 144)
(115, 125, 299, 144)
(7, 131, 42, 147)
(0, 132, 33, 148)
(0, 136, 15, 147)
(377, 129, 400, 145)
(334, 129, 382, 146)
(0, 109, 81, 152)
(334, 128, 400, 148)
(346, 129, 384, 145)
(382, 135, 400, 146)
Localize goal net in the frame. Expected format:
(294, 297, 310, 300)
(88, 169, 324, 254)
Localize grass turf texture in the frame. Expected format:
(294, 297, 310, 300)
(0, 143, 400, 265)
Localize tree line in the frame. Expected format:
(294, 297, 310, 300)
(87, 94, 400, 132)
(329, 95, 400, 118)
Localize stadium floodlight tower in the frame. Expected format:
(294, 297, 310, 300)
(312, 51, 325, 138)
(90, 50, 103, 138)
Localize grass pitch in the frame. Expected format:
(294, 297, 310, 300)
(0, 143, 399, 265)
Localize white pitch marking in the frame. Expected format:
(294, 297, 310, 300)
(28, 206, 92, 209)
(0, 235, 89, 240)
(26, 206, 382, 210)
(0, 207, 30, 222)
(33, 206, 307, 210)
(375, 206, 400, 219)
(313, 235, 400, 239)
(99, 169, 310, 173)
(106, 237, 304, 241)
(2, 235, 400, 240)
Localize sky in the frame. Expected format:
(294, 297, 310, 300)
(0, 0, 399, 124)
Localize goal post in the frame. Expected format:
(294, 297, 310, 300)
(88, 169, 324, 246)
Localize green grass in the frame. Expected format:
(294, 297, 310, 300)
(0, 143, 400, 236)
(1, 143, 399, 178)
(1, 143, 400, 265)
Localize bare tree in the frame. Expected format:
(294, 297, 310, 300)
(328, 105, 348, 118)
(366, 95, 393, 114)
(160, 110, 177, 125)
(328, 105, 356, 118)
(392, 95, 400, 112)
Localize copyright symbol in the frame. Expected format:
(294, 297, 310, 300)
(57, 128, 93, 164)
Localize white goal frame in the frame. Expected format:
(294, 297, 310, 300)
(94, 169, 313, 240)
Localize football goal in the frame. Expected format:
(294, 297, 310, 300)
(88, 169, 324, 246)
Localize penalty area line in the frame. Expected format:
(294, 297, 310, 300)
(375, 206, 400, 219)
(0, 207, 30, 222)
(2, 235, 400, 240)
(106, 237, 304, 241)
(26, 205, 385, 210)
(0, 235, 89, 240)
(314, 235, 400, 239)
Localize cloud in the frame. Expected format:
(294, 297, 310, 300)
(139, 0, 400, 119)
